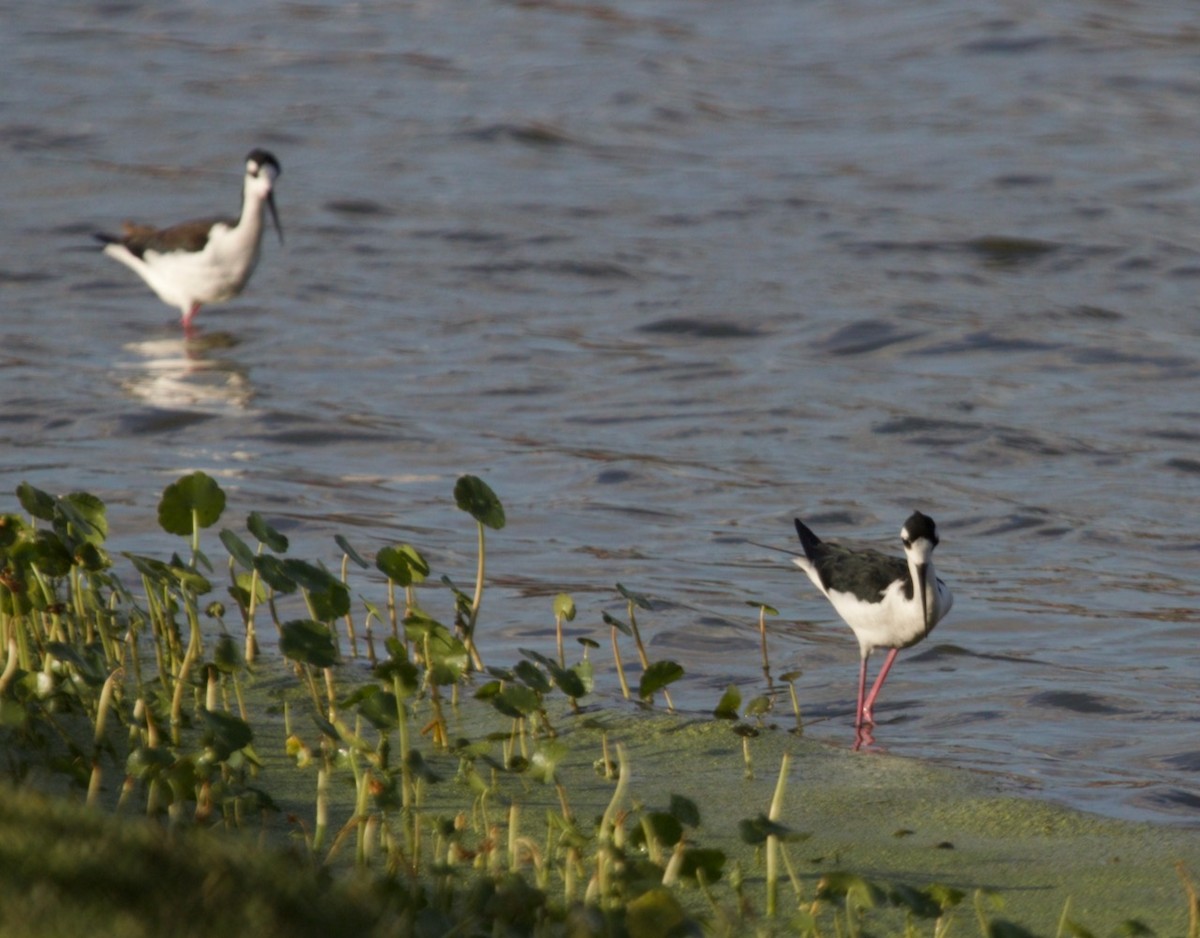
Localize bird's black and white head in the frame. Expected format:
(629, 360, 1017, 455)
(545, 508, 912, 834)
(900, 511, 939, 561)
(900, 511, 940, 629)
(245, 149, 283, 243)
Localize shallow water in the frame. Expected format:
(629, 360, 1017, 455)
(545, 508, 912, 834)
(2, 0, 1199, 825)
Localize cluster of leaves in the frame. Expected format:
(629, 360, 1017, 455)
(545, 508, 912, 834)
(0, 472, 723, 934)
(0, 474, 1176, 938)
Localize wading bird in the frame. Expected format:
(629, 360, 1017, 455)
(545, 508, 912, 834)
(96, 149, 282, 330)
(792, 512, 953, 741)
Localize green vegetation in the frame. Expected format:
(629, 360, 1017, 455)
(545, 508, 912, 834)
(0, 474, 1195, 937)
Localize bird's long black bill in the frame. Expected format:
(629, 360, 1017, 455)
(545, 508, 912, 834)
(267, 191, 284, 245)
(916, 563, 931, 632)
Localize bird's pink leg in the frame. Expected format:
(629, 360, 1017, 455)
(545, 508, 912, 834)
(861, 647, 901, 726)
(181, 303, 201, 330)
(855, 655, 869, 729)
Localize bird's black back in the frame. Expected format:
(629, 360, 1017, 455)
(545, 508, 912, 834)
(794, 518, 913, 602)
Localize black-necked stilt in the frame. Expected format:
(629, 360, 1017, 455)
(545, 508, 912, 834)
(792, 512, 953, 738)
(95, 149, 283, 330)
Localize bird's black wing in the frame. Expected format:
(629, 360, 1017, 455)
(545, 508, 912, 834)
(812, 542, 912, 602)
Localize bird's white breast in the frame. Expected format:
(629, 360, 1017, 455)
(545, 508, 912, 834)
(794, 556, 951, 656)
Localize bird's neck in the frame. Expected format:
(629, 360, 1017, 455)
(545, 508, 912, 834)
(235, 184, 268, 240)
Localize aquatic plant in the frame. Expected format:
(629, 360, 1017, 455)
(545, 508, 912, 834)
(0, 474, 1188, 937)
(453, 473, 505, 671)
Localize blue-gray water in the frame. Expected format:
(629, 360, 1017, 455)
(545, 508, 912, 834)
(3, 1, 1199, 826)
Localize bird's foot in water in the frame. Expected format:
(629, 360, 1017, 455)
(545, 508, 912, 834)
(853, 724, 878, 751)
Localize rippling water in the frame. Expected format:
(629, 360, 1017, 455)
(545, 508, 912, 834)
(3, 1, 1200, 825)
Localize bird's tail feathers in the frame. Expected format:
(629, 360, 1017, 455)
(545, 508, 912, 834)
(793, 518, 822, 560)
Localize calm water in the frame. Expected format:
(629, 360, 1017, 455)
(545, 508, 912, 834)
(2, 1, 1199, 825)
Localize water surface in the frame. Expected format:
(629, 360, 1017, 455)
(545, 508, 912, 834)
(2, 1, 1199, 825)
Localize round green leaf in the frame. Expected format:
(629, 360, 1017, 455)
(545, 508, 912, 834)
(281, 559, 349, 620)
(453, 475, 506, 530)
(745, 600, 780, 616)
(214, 634, 240, 673)
(375, 544, 429, 586)
(638, 660, 684, 699)
(334, 534, 370, 569)
(56, 492, 108, 547)
(553, 593, 576, 621)
(569, 659, 594, 695)
(203, 709, 254, 762)
(0, 513, 27, 551)
(549, 661, 589, 699)
(633, 811, 683, 849)
(404, 615, 468, 685)
(171, 565, 212, 595)
(124, 552, 173, 587)
(490, 685, 540, 718)
(16, 530, 73, 578)
(219, 529, 255, 569)
(616, 582, 652, 610)
(73, 542, 110, 573)
(713, 684, 741, 720)
(745, 694, 773, 717)
(514, 659, 552, 694)
(157, 472, 225, 536)
(679, 848, 726, 884)
(375, 652, 420, 698)
(15, 483, 55, 521)
(738, 813, 809, 845)
(516, 648, 553, 668)
(126, 746, 175, 780)
(280, 619, 338, 668)
(252, 554, 296, 593)
(354, 687, 400, 730)
(669, 794, 701, 828)
(247, 511, 288, 552)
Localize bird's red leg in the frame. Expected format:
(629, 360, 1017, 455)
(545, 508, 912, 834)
(861, 647, 901, 726)
(855, 655, 869, 729)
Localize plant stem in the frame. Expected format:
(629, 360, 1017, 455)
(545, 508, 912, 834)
(765, 752, 791, 918)
(169, 599, 203, 747)
(759, 605, 771, 683)
(610, 626, 630, 700)
(87, 667, 122, 809)
(465, 522, 486, 671)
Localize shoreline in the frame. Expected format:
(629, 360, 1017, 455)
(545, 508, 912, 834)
(559, 708, 1199, 933)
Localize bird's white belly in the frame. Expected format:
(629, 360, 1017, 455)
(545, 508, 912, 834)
(827, 581, 929, 650)
(142, 245, 256, 308)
